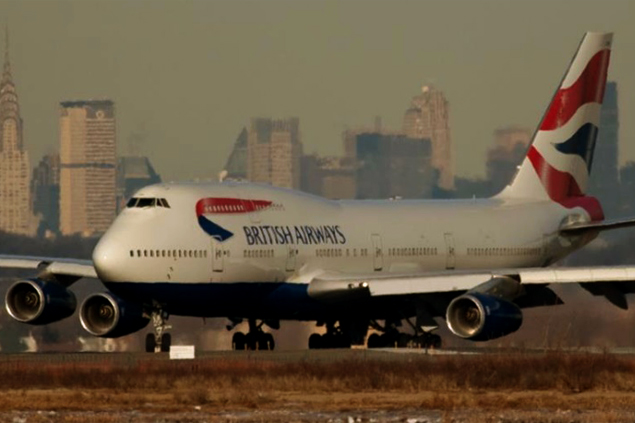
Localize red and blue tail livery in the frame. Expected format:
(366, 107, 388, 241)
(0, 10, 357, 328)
(503, 32, 611, 222)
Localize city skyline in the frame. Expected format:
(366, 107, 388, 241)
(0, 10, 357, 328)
(0, 1, 632, 183)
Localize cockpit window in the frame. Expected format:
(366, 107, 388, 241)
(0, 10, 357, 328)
(136, 198, 155, 208)
(126, 197, 171, 209)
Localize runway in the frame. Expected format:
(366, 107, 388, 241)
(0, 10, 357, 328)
(1, 346, 635, 366)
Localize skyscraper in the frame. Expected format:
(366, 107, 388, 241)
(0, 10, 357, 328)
(59, 100, 116, 236)
(403, 85, 454, 190)
(0, 29, 36, 235)
(32, 153, 60, 236)
(116, 155, 161, 211)
(300, 155, 356, 199)
(354, 132, 434, 199)
(247, 118, 302, 189)
(486, 125, 531, 193)
(223, 127, 248, 180)
(589, 81, 619, 215)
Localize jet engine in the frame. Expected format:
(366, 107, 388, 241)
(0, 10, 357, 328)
(5, 279, 77, 325)
(79, 292, 150, 338)
(446, 292, 522, 341)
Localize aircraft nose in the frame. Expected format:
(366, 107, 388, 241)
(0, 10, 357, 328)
(92, 231, 123, 282)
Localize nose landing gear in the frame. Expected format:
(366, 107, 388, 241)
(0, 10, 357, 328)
(145, 309, 172, 353)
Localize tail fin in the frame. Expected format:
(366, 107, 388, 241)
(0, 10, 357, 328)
(501, 32, 612, 219)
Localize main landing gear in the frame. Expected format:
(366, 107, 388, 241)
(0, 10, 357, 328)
(231, 319, 276, 351)
(308, 321, 353, 349)
(306, 319, 442, 350)
(367, 319, 442, 349)
(145, 310, 172, 353)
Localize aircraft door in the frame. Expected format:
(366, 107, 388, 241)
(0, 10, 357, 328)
(212, 240, 224, 272)
(444, 233, 456, 270)
(371, 234, 383, 271)
(286, 244, 297, 272)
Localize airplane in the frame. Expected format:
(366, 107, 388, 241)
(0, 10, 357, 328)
(1, 32, 633, 353)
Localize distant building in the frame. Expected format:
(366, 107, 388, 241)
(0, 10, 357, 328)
(301, 155, 356, 199)
(0, 30, 37, 235)
(32, 154, 60, 236)
(486, 125, 531, 193)
(116, 156, 161, 210)
(223, 127, 248, 180)
(354, 132, 434, 199)
(247, 118, 302, 189)
(59, 100, 116, 236)
(589, 81, 619, 216)
(619, 162, 635, 217)
(403, 85, 454, 190)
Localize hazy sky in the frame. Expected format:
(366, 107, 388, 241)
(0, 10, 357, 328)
(0, 0, 633, 181)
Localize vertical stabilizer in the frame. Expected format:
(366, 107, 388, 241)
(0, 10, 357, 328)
(500, 32, 612, 221)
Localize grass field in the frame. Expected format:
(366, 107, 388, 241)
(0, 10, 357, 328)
(1, 350, 635, 422)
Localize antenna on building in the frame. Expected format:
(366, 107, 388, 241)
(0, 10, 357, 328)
(3, 24, 10, 77)
(374, 116, 382, 133)
(218, 169, 228, 183)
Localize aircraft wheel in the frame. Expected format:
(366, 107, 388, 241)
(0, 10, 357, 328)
(264, 333, 275, 351)
(336, 334, 351, 349)
(232, 332, 246, 350)
(367, 333, 380, 349)
(308, 333, 322, 349)
(257, 333, 271, 351)
(429, 334, 442, 349)
(397, 333, 411, 348)
(145, 333, 156, 353)
(160, 333, 171, 353)
(379, 333, 395, 348)
(246, 333, 258, 350)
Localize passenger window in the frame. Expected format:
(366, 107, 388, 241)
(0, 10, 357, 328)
(137, 250, 141, 257)
(194, 250, 198, 258)
(150, 250, 154, 257)
(162, 250, 166, 257)
(189, 250, 193, 258)
(173, 250, 177, 258)
(129, 250, 133, 257)
(144, 250, 148, 257)
(204, 250, 207, 258)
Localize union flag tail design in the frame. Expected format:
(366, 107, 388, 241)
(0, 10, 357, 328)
(502, 32, 612, 221)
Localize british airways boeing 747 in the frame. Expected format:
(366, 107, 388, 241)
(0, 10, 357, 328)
(2, 32, 633, 352)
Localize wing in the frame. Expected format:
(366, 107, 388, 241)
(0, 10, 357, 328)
(307, 265, 635, 310)
(0, 254, 97, 285)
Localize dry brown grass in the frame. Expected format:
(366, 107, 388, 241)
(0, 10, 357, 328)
(1, 351, 635, 415)
(1, 351, 633, 392)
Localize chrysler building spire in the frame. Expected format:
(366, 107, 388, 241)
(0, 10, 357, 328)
(0, 27, 36, 235)
(3, 25, 10, 82)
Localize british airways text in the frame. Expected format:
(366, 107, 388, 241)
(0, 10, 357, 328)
(243, 225, 346, 245)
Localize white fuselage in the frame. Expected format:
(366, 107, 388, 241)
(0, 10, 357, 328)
(90, 181, 593, 319)
(94, 182, 591, 284)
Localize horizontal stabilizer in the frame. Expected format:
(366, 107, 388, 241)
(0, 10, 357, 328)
(560, 217, 635, 235)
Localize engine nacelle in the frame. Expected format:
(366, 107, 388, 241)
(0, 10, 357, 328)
(5, 279, 77, 325)
(79, 292, 150, 338)
(446, 292, 522, 341)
